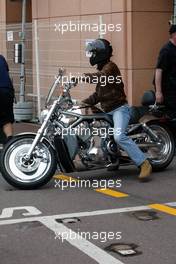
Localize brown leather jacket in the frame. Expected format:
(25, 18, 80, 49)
(82, 61, 127, 112)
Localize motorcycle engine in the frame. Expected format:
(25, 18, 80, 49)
(76, 120, 118, 169)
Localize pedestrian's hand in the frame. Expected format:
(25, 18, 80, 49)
(155, 91, 164, 104)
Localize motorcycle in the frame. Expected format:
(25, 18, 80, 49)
(0, 69, 175, 189)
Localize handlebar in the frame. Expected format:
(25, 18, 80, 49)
(149, 102, 165, 111)
(148, 102, 166, 118)
(45, 68, 78, 106)
(45, 68, 65, 106)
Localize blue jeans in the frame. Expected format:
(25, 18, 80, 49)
(108, 104, 146, 166)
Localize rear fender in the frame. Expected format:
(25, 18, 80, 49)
(139, 114, 160, 124)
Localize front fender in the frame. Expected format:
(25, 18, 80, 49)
(14, 132, 54, 149)
(15, 132, 37, 137)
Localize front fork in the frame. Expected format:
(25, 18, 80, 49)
(24, 100, 59, 160)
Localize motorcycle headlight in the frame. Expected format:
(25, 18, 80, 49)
(40, 109, 49, 124)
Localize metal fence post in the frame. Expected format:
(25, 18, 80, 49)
(99, 15, 103, 39)
(34, 19, 41, 119)
(19, 0, 26, 103)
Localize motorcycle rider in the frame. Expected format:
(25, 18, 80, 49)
(79, 39, 152, 181)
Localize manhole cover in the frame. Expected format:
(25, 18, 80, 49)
(132, 210, 159, 221)
(105, 243, 142, 256)
(56, 218, 81, 224)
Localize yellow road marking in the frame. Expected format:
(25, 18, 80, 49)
(95, 188, 129, 198)
(53, 174, 79, 182)
(149, 204, 176, 216)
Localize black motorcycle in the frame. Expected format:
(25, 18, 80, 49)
(0, 69, 175, 189)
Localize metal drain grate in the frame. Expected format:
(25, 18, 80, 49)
(132, 210, 159, 221)
(56, 218, 81, 224)
(105, 243, 142, 256)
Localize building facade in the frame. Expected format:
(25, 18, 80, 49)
(0, 0, 173, 115)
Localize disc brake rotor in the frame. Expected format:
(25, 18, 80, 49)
(15, 147, 40, 173)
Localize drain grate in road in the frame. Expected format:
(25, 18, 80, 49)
(132, 210, 159, 221)
(56, 218, 81, 224)
(105, 243, 142, 256)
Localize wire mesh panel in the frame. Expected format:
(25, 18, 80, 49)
(4, 23, 33, 101)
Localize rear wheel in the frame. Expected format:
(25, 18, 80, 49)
(145, 123, 175, 171)
(0, 134, 57, 189)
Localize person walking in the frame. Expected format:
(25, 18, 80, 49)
(0, 54, 14, 143)
(155, 24, 176, 114)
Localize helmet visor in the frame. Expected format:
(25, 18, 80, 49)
(86, 40, 105, 52)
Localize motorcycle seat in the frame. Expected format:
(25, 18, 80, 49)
(90, 106, 148, 125)
(85, 113, 113, 124)
(129, 106, 148, 124)
(82, 106, 148, 125)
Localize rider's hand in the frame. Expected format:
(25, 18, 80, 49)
(71, 77, 78, 86)
(155, 91, 164, 104)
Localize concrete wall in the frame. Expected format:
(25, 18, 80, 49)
(31, 0, 173, 105)
(0, 0, 6, 55)
(31, 0, 132, 104)
(131, 0, 173, 105)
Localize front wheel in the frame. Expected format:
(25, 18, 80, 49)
(0, 134, 57, 189)
(145, 123, 175, 171)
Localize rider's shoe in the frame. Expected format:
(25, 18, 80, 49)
(138, 159, 152, 182)
(106, 160, 119, 171)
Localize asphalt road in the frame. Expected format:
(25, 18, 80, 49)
(0, 146, 176, 264)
